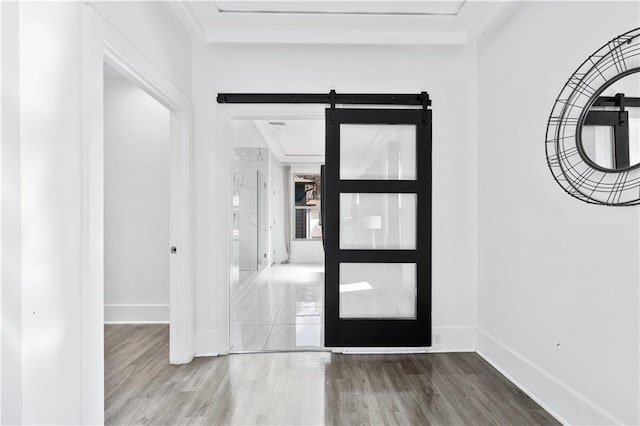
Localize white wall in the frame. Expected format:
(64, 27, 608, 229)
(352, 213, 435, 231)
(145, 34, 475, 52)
(477, 2, 640, 424)
(193, 41, 479, 354)
(18, 2, 191, 423)
(1, 2, 21, 423)
(103, 77, 170, 323)
(20, 4, 84, 422)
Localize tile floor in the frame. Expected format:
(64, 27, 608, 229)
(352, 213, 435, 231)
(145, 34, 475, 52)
(231, 263, 325, 352)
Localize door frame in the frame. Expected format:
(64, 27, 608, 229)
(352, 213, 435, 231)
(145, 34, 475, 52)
(216, 94, 433, 353)
(81, 6, 193, 424)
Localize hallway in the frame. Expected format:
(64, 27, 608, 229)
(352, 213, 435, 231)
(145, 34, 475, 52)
(105, 324, 559, 425)
(231, 263, 324, 352)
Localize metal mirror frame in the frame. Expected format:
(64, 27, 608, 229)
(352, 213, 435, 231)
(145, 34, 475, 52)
(546, 27, 640, 206)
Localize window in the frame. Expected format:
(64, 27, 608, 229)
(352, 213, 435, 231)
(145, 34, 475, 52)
(294, 174, 322, 240)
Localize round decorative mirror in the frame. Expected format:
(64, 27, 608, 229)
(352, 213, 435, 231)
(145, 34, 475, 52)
(546, 28, 640, 205)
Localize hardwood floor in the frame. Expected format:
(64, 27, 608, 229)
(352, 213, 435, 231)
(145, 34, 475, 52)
(105, 324, 559, 425)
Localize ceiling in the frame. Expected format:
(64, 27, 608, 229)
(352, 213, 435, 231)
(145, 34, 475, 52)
(215, 1, 466, 15)
(253, 119, 325, 163)
(167, 0, 517, 45)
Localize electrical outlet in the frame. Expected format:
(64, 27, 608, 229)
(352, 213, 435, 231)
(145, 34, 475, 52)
(434, 334, 441, 345)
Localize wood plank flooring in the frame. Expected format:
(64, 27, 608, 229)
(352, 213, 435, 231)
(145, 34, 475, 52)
(105, 324, 560, 425)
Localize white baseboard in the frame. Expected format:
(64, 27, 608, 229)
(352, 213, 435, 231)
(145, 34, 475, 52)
(431, 326, 477, 352)
(477, 329, 621, 425)
(104, 304, 169, 324)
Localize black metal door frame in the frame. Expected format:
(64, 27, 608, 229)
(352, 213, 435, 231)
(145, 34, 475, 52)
(217, 91, 432, 348)
(324, 107, 432, 347)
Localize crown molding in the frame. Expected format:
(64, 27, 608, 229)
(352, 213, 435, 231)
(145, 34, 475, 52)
(164, 1, 206, 41)
(205, 28, 467, 45)
(167, 0, 516, 46)
(465, 1, 520, 43)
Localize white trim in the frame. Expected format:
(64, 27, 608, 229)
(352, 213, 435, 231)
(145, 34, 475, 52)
(477, 329, 620, 426)
(205, 29, 467, 45)
(1, 6, 4, 422)
(104, 304, 170, 323)
(102, 46, 190, 112)
(0, 5, 3, 422)
(166, 0, 515, 46)
(464, 2, 520, 43)
(164, 1, 206, 41)
(81, 6, 193, 424)
(195, 331, 221, 357)
(219, 104, 325, 121)
(168, 108, 194, 364)
(220, 105, 233, 356)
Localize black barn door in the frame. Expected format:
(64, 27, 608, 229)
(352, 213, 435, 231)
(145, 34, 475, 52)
(324, 107, 432, 347)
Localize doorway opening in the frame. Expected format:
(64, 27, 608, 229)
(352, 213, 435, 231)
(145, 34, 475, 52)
(229, 118, 326, 352)
(81, 8, 194, 421)
(220, 91, 432, 352)
(102, 63, 172, 417)
(103, 63, 171, 326)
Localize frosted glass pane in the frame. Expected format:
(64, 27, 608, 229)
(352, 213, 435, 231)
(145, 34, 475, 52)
(339, 263, 416, 319)
(340, 193, 416, 249)
(340, 124, 416, 180)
